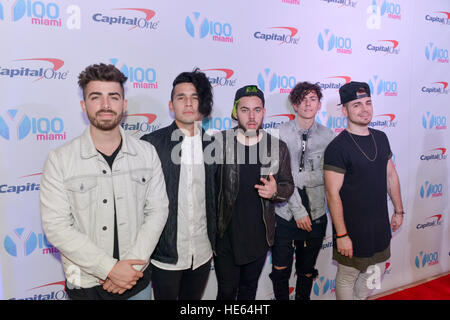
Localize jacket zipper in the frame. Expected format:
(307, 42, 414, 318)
(261, 198, 270, 246)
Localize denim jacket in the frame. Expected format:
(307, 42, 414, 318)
(275, 120, 334, 222)
(40, 127, 169, 289)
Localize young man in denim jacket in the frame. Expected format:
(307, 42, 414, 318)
(270, 82, 334, 300)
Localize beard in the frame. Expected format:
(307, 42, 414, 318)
(237, 119, 263, 137)
(88, 109, 124, 131)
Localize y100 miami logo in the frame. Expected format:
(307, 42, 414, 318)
(202, 116, 233, 134)
(121, 113, 160, 136)
(369, 114, 397, 129)
(110, 58, 157, 90)
(185, 12, 233, 43)
(421, 82, 449, 94)
(366, 40, 399, 55)
(425, 43, 449, 63)
(420, 147, 447, 161)
(257, 68, 297, 94)
(0, 109, 67, 142)
(253, 26, 300, 45)
(367, 0, 401, 29)
(368, 75, 398, 96)
(422, 112, 447, 130)
(416, 214, 443, 230)
(281, 0, 300, 5)
(0, 58, 68, 81)
(415, 251, 439, 269)
(313, 277, 335, 297)
(202, 68, 236, 87)
(92, 8, 158, 31)
(3, 227, 57, 258)
(0, 0, 80, 29)
(317, 29, 352, 54)
(315, 75, 351, 90)
(425, 11, 450, 26)
(315, 111, 347, 133)
(419, 181, 443, 199)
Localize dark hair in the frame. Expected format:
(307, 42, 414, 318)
(288, 81, 323, 106)
(78, 63, 127, 99)
(171, 68, 213, 117)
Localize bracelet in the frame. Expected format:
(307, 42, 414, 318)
(394, 210, 405, 215)
(270, 191, 278, 201)
(336, 232, 348, 239)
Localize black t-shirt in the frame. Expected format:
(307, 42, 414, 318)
(228, 142, 269, 265)
(66, 140, 150, 300)
(324, 128, 392, 258)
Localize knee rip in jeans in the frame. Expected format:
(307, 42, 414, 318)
(270, 265, 291, 282)
(273, 265, 288, 270)
(297, 268, 319, 280)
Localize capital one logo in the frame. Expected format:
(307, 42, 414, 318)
(419, 181, 443, 199)
(3, 227, 38, 257)
(317, 29, 352, 54)
(0, 58, 67, 81)
(422, 112, 447, 130)
(185, 12, 233, 43)
(425, 43, 449, 63)
(121, 113, 159, 136)
(421, 82, 449, 94)
(416, 214, 443, 230)
(313, 276, 335, 296)
(316, 75, 351, 91)
(368, 75, 398, 96)
(257, 68, 296, 94)
(369, 113, 397, 129)
(202, 68, 236, 87)
(415, 251, 439, 269)
(425, 11, 450, 25)
(420, 147, 447, 161)
(92, 8, 158, 31)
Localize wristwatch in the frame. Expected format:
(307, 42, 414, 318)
(270, 191, 278, 201)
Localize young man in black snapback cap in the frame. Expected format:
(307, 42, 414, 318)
(214, 85, 294, 300)
(323, 81, 404, 300)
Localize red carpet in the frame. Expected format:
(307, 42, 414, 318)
(377, 274, 450, 300)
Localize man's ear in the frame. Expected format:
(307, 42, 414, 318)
(80, 100, 87, 114)
(341, 105, 348, 117)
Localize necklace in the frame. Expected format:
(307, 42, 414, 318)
(346, 129, 378, 161)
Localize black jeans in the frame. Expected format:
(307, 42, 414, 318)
(214, 251, 267, 300)
(270, 236, 323, 300)
(151, 259, 211, 300)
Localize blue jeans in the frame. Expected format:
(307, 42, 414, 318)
(127, 283, 152, 300)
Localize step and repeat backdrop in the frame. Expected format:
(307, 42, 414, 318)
(0, 0, 449, 300)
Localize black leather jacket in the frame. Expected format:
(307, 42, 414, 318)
(141, 121, 217, 264)
(216, 128, 294, 246)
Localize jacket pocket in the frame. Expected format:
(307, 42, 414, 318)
(65, 177, 98, 212)
(306, 152, 322, 172)
(130, 169, 152, 204)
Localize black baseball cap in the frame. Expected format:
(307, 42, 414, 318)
(232, 85, 265, 120)
(338, 81, 371, 105)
